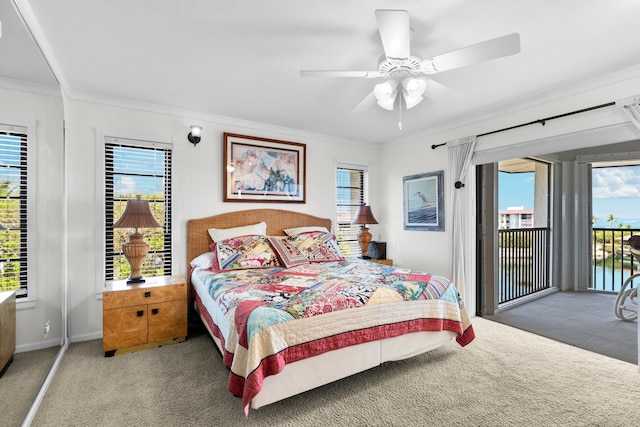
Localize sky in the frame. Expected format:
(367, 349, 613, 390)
(591, 166, 640, 219)
(498, 165, 640, 219)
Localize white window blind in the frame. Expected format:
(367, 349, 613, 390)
(336, 163, 369, 258)
(104, 138, 172, 281)
(0, 125, 28, 297)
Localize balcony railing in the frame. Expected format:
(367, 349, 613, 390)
(498, 227, 550, 304)
(497, 227, 639, 305)
(591, 228, 640, 292)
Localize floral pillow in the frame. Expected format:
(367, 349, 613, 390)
(286, 231, 344, 263)
(211, 235, 281, 271)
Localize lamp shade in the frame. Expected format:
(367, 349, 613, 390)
(352, 205, 379, 225)
(401, 77, 426, 110)
(402, 77, 426, 98)
(189, 125, 202, 137)
(113, 195, 161, 230)
(403, 92, 424, 109)
(374, 81, 398, 111)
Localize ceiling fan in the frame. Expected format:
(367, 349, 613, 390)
(300, 9, 520, 114)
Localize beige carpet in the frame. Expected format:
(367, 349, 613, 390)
(0, 345, 60, 427)
(31, 318, 639, 427)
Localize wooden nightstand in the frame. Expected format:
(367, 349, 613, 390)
(369, 259, 393, 266)
(0, 291, 16, 376)
(103, 275, 187, 356)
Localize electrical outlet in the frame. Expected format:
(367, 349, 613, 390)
(44, 320, 51, 337)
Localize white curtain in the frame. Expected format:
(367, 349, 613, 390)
(447, 136, 477, 303)
(616, 95, 640, 130)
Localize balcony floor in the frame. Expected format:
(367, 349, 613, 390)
(483, 291, 638, 365)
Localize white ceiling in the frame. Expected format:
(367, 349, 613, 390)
(5, 0, 640, 146)
(0, 0, 58, 90)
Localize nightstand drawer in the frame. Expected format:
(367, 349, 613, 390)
(103, 282, 186, 309)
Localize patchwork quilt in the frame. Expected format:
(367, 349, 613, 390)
(191, 260, 475, 416)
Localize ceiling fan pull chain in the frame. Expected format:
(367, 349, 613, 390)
(398, 96, 403, 131)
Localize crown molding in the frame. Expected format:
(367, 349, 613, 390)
(61, 87, 381, 150)
(0, 76, 60, 97)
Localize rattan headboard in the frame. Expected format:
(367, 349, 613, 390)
(187, 209, 332, 269)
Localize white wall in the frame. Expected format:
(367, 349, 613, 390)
(0, 86, 64, 351)
(64, 99, 382, 342)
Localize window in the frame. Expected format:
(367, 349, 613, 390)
(336, 164, 369, 257)
(103, 137, 172, 282)
(0, 124, 31, 298)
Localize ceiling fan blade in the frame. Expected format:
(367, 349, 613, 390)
(422, 78, 455, 100)
(300, 70, 382, 78)
(420, 33, 520, 74)
(375, 9, 410, 59)
(352, 91, 377, 112)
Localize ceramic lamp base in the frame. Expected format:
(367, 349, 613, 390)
(357, 225, 373, 258)
(122, 231, 149, 284)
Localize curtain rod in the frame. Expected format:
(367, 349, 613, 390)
(431, 101, 617, 150)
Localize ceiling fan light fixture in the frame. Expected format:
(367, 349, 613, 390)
(374, 81, 398, 110)
(403, 92, 424, 109)
(377, 98, 396, 110)
(402, 77, 426, 98)
(374, 81, 397, 101)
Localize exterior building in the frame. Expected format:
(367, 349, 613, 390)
(499, 206, 534, 229)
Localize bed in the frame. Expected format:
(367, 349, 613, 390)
(187, 209, 474, 416)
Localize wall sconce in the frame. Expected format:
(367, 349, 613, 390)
(187, 125, 202, 146)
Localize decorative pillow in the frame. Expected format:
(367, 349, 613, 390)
(267, 236, 309, 268)
(190, 251, 215, 269)
(208, 221, 267, 242)
(212, 235, 281, 271)
(283, 226, 329, 237)
(286, 231, 344, 262)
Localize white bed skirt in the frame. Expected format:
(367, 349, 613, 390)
(199, 307, 455, 409)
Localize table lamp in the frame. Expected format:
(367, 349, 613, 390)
(352, 204, 379, 259)
(113, 195, 161, 284)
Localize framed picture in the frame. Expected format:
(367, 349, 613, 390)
(223, 133, 306, 203)
(403, 170, 444, 231)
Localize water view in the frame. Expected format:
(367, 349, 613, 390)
(499, 263, 639, 295)
(592, 217, 640, 228)
(592, 265, 638, 292)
